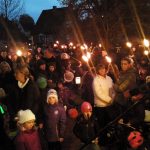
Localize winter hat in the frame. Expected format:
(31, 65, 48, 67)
(0, 88, 6, 99)
(128, 131, 144, 149)
(61, 53, 70, 60)
(17, 109, 36, 124)
(64, 71, 74, 82)
(37, 76, 47, 89)
(47, 89, 58, 103)
(0, 61, 11, 73)
(81, 101, 92, 113)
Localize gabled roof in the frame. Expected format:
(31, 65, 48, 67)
(35, 7, 69, 34)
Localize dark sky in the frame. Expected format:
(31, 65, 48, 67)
(25, 0, 61, 22)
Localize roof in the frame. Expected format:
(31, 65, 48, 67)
(35, 7, 69, 34)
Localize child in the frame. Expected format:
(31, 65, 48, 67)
(44, 89, 66, 150)
(73, 101, 101, 150)
(47, 63, 59, 89)
(14, 109, 45, 150)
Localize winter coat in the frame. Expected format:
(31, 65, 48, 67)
(73, 114, 99, 144)
(14, 129, 42, 150)
(12, 79, 41, 118)
(44, 103, 66, 142)
(114, 68, 137, 106)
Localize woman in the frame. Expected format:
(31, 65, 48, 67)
(13, 66, 41, 122)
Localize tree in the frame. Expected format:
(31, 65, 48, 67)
(19, 14, 35, 32)
(58, 0, 150, 48)
(0, 0, 24, 20)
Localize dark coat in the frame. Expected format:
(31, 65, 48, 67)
(44, 103, 66, 142)
(12, 79, 41, 118)
(73, 114, 99, 144)
(114, 68, 137, 106)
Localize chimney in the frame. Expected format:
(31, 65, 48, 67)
(53, 6, 57, 9)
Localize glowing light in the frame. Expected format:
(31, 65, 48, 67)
(16, 50, 22, 56)
(82, 55, 88, 62)
(143, 39, 149, 47)
(73, 46, 76, 49)
(126, 42, 132, 48)
(144, 50, 149, 56)
(105, 56, 112, 63)
(80, 45, 85, 50)
(86, 52, 91, 59)
(61, 45, 65, 49)
(99, 44, 102, 48)
(53, 43, 58, 47)
(69, 42, 73, 46)
(83, 44, 88, 49)
(56, 41, 59, 44)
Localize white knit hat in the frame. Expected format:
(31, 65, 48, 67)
(47, 89, 58, 103)
(17, 109, 36, 124)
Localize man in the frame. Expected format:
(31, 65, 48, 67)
(114, 57, 137, 108)
(93, 64, 116, 128)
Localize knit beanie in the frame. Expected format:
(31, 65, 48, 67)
(47, 89, 58, 103)
(17, 109, 36, 124)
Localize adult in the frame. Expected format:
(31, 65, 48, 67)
(13, 66, 41, 122)
(93, 64, 116, 129)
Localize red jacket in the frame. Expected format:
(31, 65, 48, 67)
(15, 129, 42, 150)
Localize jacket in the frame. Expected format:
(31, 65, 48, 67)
(44, 103, 66, 142)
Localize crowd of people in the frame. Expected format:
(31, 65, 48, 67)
(0, 45, 150, 150)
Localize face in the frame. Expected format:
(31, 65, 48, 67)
(83, 111, 92, 119)
(49, 66, 55, 72)
(39, 64, 46, 70)
(14, 70, 26, 83)
(98, 68, 107, 77)
(23, 119, 35, 130)
(47, 96, 57, 105)
(121, 60, 131, 72)
(57, 83, 63, 89)
(1, 51, 7, 58)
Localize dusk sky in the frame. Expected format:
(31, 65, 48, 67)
(25, 0, 61, 22)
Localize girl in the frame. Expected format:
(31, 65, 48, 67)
(44, 89, 66, 150)
(14, 109, 46, 150)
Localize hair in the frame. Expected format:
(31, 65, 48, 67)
(121, 57, 132, 64)
(14, 66, 30, 79)
(96, 64, 107, 73)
